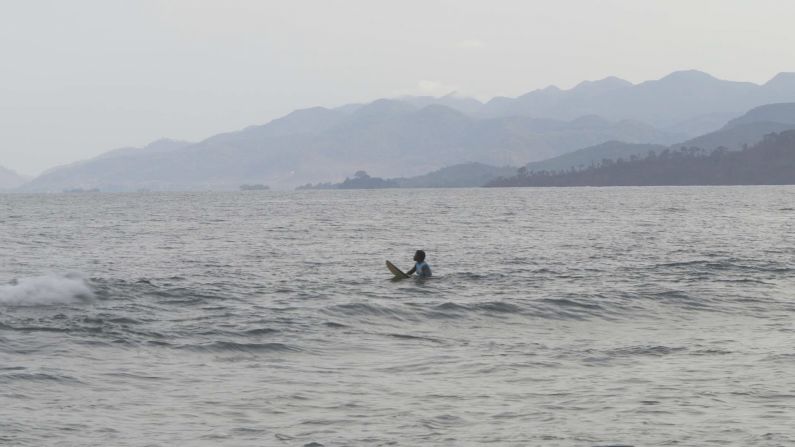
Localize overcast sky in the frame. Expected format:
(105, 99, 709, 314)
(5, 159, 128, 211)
(2, 0, 794, 175)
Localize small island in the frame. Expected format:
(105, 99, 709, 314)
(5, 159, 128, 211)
(63, 188, 100, 193)
(239, 184, 270, 191)
(297, 171, 398, 190)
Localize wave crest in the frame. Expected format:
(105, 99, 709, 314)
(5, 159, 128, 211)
(0, 273, 94, 306)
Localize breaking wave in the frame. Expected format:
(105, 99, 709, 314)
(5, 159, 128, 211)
(0, 273, 94, 306)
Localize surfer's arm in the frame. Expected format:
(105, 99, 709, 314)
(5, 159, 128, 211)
(406, 266, 416, 275)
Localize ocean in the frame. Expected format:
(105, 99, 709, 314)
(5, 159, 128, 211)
(2, 187, 795, 446)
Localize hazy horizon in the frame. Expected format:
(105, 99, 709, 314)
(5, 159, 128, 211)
(8, 69, 789, 178)
(2, 0, 795, 176)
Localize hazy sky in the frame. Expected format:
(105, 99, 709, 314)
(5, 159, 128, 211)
(2, 0, 794, 175)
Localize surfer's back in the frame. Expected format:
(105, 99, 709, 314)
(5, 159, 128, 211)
(415, 260, 432, 277)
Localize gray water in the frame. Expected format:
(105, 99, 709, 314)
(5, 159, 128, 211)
(2, 187, 795, 446)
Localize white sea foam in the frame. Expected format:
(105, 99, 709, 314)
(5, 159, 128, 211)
(0, 273, 94, 306)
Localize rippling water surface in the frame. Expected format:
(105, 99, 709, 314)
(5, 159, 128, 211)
(2, 187, 795, 446)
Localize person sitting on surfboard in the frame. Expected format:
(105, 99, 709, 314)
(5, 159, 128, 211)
(407, 250, 432, 278)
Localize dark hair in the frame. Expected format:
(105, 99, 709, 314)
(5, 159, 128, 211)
(415, 250, 426, 261)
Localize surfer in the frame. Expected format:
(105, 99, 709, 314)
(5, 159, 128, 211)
(407, 250, 432, 278)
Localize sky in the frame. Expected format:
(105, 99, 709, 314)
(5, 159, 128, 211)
(2, 0, 794, 176)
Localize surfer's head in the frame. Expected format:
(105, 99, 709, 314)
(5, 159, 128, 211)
(414, 250, 426, 262)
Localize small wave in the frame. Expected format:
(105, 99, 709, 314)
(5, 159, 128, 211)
(0, 273, 93, 306)
(383, 332, 443, 343)
(474, 301, 522, 313)
(422, 301, 524, 319)
(541, 298, 603, 309)
(435, 302, 468, 311)
(324, 302, 412, 320)
(0, 372, 83, 384)
(656, 259, 794, 274)
(2, 325, 70, 333)
(180, 341, 301, 353)
(243, 327, 280, 335)
(428, 302, 470, 318)
(690, 348, 732, 356)
(607, 345, 686, 357)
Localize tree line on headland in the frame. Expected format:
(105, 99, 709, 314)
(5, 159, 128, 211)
(486, 131, 795, 187)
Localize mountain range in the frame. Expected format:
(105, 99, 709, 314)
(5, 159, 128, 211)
(277, 101, 795, 189)
(20, 103, 678, 192)
(14, 70, 795, 192)
(520, 102, 795, 175)
(479, 71, 795, 130)
(489, 130, 795, 187)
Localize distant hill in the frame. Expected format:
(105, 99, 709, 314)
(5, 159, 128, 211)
(488, 130, 795, 187)
(678, 121, 795, 151)
(0, 166, 29, 190)
(337, 171, 398, 189)
(395, 163, 516, 188)
(663, 112, 739, 140)
(22, 139, 193, 192)
(524, 141, 667, 173)
(396, 93, 484, 115)
(235, 107, 348, 138)
(723, 103, 795, 128)
(518, 102, 795, 173)
(479, 70, 795, 131)
(93, 138, 192, 160)
(676, 102, 795, 151)
(20, 71, 795, 192)
(22, 103, 677, 192)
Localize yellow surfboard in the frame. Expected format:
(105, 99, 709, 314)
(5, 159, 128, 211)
(386, 260, 410, 279)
